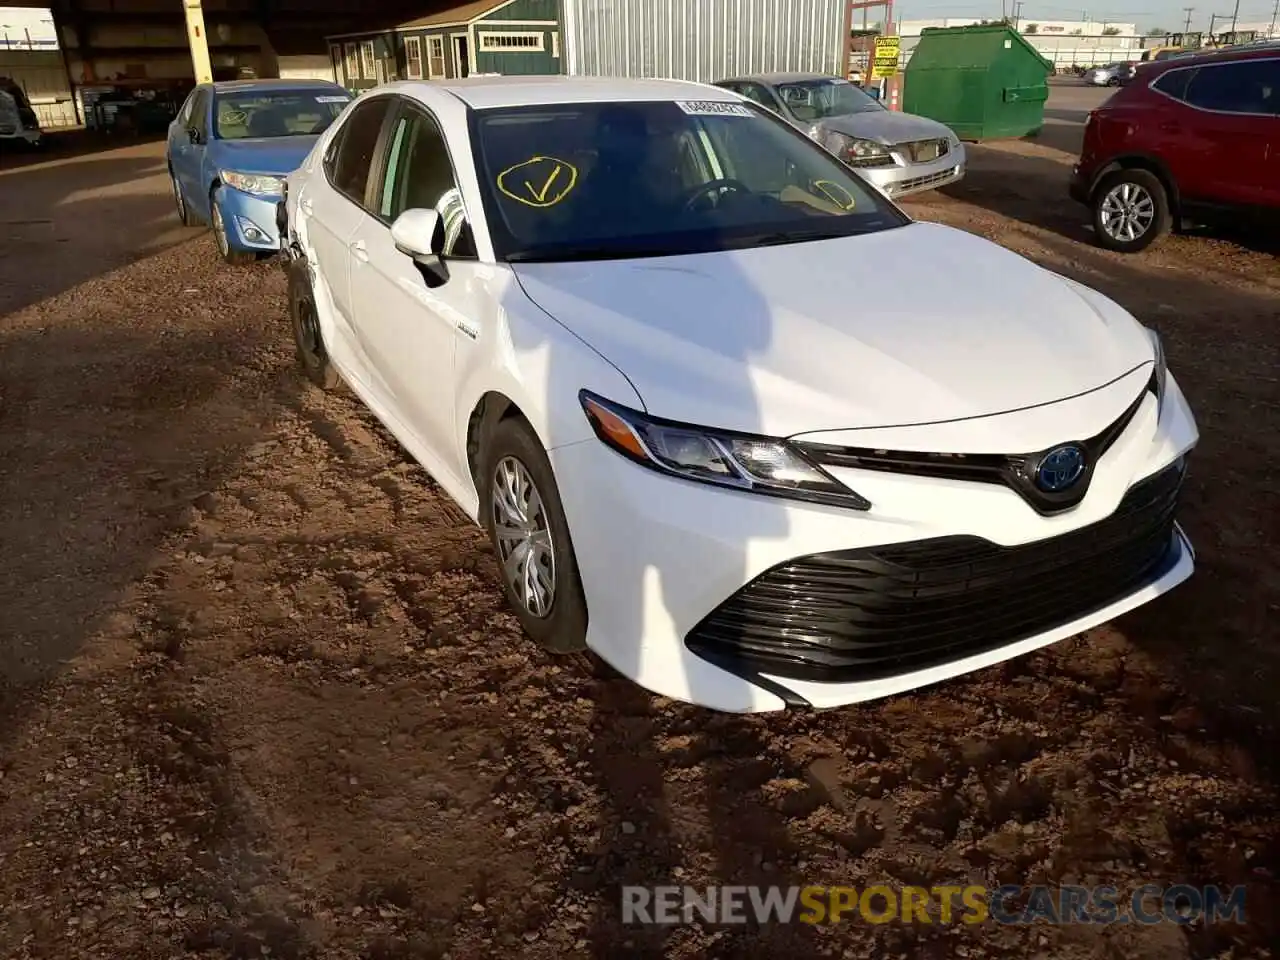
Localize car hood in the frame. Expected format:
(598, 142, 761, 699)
(512, 221, 1155, 438)
(210, 136, 318, 175)
(815, 109, 955, 145)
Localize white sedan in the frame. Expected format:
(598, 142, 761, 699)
(278, 76, 1198, 714)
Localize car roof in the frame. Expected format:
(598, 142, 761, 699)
(211, 78, 346, 94)
(721, 72, 836, 85)
(390, 75, 738, 109)
(1150, 44, 1280, 68)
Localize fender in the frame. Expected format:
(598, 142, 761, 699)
(1088, 152, 1182, 213)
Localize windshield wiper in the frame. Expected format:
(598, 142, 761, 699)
(743, 228, 851, 247)
(506, 246, 679, 263)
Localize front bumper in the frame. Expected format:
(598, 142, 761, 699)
(0, 128, 41, 144)
(216, 185, 283, 252)
(1069, 163, 1093, 205)
(550, 372, 1197, 713)
(859, 142, 966, 199)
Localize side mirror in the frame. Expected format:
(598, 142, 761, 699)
(863, 86, 882, 100)
(391, 208, 448, 287)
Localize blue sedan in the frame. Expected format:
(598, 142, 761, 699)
(166, 79, 352, 264)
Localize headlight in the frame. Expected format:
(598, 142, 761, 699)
(579, 391, 870, 510)
(221, 170, 285, 197)
(830, 133, 895, 168)
(1147, 327, 1167, 411)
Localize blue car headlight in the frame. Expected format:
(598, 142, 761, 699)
(579, 390, 870, 510)
(221, 170, 284, 197)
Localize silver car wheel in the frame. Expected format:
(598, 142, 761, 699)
(172, 174, 186, 220)
(491, 456, 556, 618)
(1099, 181, 1155, 243)
(211, 201, 229, 256)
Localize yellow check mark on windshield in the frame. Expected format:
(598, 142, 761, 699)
(525, 164, 562, 204)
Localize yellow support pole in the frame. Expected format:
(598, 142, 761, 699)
(181, 0, 214, 84)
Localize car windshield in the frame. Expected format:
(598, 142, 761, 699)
(213, 90, 349, 140)
(774, 78, 884, 120)
(471, 99, 907, 263)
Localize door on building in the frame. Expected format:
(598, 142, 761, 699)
(452, 35, 470, 78)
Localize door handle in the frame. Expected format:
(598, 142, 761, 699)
(299, 198, 313, 215)
(350, 240, 369, 263)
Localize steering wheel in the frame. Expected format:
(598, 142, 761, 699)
(683, 178, 751, 212)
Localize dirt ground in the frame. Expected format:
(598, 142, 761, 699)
(1, 94, 1278, 959)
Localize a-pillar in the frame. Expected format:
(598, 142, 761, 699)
(181, 0, 214, 83)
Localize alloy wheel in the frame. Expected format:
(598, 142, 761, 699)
(1098, 182, 1155, 243)
(491, 456, 556, 618)
(212, 202, 229, 256)
(172, 175, 186, 221)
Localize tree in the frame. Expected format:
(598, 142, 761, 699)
(1146, 26, 1168, 35)
(1102, 25, 1121, 35)
(1070, 28, 1083, 34)
(1025, 22, 1039, 33)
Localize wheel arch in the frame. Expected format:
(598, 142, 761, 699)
(1090, 155, 1181, 216)
(465, 391, 532, 490)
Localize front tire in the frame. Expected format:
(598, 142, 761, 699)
(480, 416, 587, 654)
(288, 258, 342, 391)
(210, 192, 254, 265)
(171, 170, 195, 226)
(1092, 169, 1171, 253)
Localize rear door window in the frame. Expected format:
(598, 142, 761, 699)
(1183, 59, 1279, 114)
(1153, 67, 1195, 101)
(329, 96, 392, 206)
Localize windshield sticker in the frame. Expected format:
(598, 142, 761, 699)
(496, 156, 579, 208)
(315, 95, 351, 103)
(813, 180, 857, 210)
(674, 100, 753, 118)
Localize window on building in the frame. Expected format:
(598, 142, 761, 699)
(344, 44, 360, 81)
(477, 31, 545, 52)
(404, 36, 424, 79)
(330, 44, 343, 83)
(360, 40, 377, 79)
(551, 31, 560, 58)
(427, 36, 447, 78)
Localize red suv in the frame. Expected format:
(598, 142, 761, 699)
(1069, 45, 1280, 252)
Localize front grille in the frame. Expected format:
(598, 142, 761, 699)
(796, 372, 1155, 515)
(686, 460, 1184, 684)
(897, 138, 950, 163)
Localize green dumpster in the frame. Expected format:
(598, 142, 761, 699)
(903, 24, 1052, 141)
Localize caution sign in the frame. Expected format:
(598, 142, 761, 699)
(871, 35, 901, 79)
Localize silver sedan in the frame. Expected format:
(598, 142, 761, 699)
(713, 72, 965, 199)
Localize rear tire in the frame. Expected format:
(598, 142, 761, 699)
(1092, 169, 1171, 253)
(480, 416, 587, 654)
(288, 258, 343, 391)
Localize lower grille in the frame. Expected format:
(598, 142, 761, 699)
(889, 166, 961, 194)
(686, 461, 1185, 684)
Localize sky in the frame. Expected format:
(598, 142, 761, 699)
(895, 0, 1279, 33)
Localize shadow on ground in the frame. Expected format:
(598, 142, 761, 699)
(0, 140, 203, 313)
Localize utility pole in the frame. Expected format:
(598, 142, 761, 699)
(1183, 6, 1195, 32)
(181, 0, 213, 83)
(1012, 0, 1024, 28)
(1269, 0, 1278, 37)
(1229, 0, 1240, 34)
